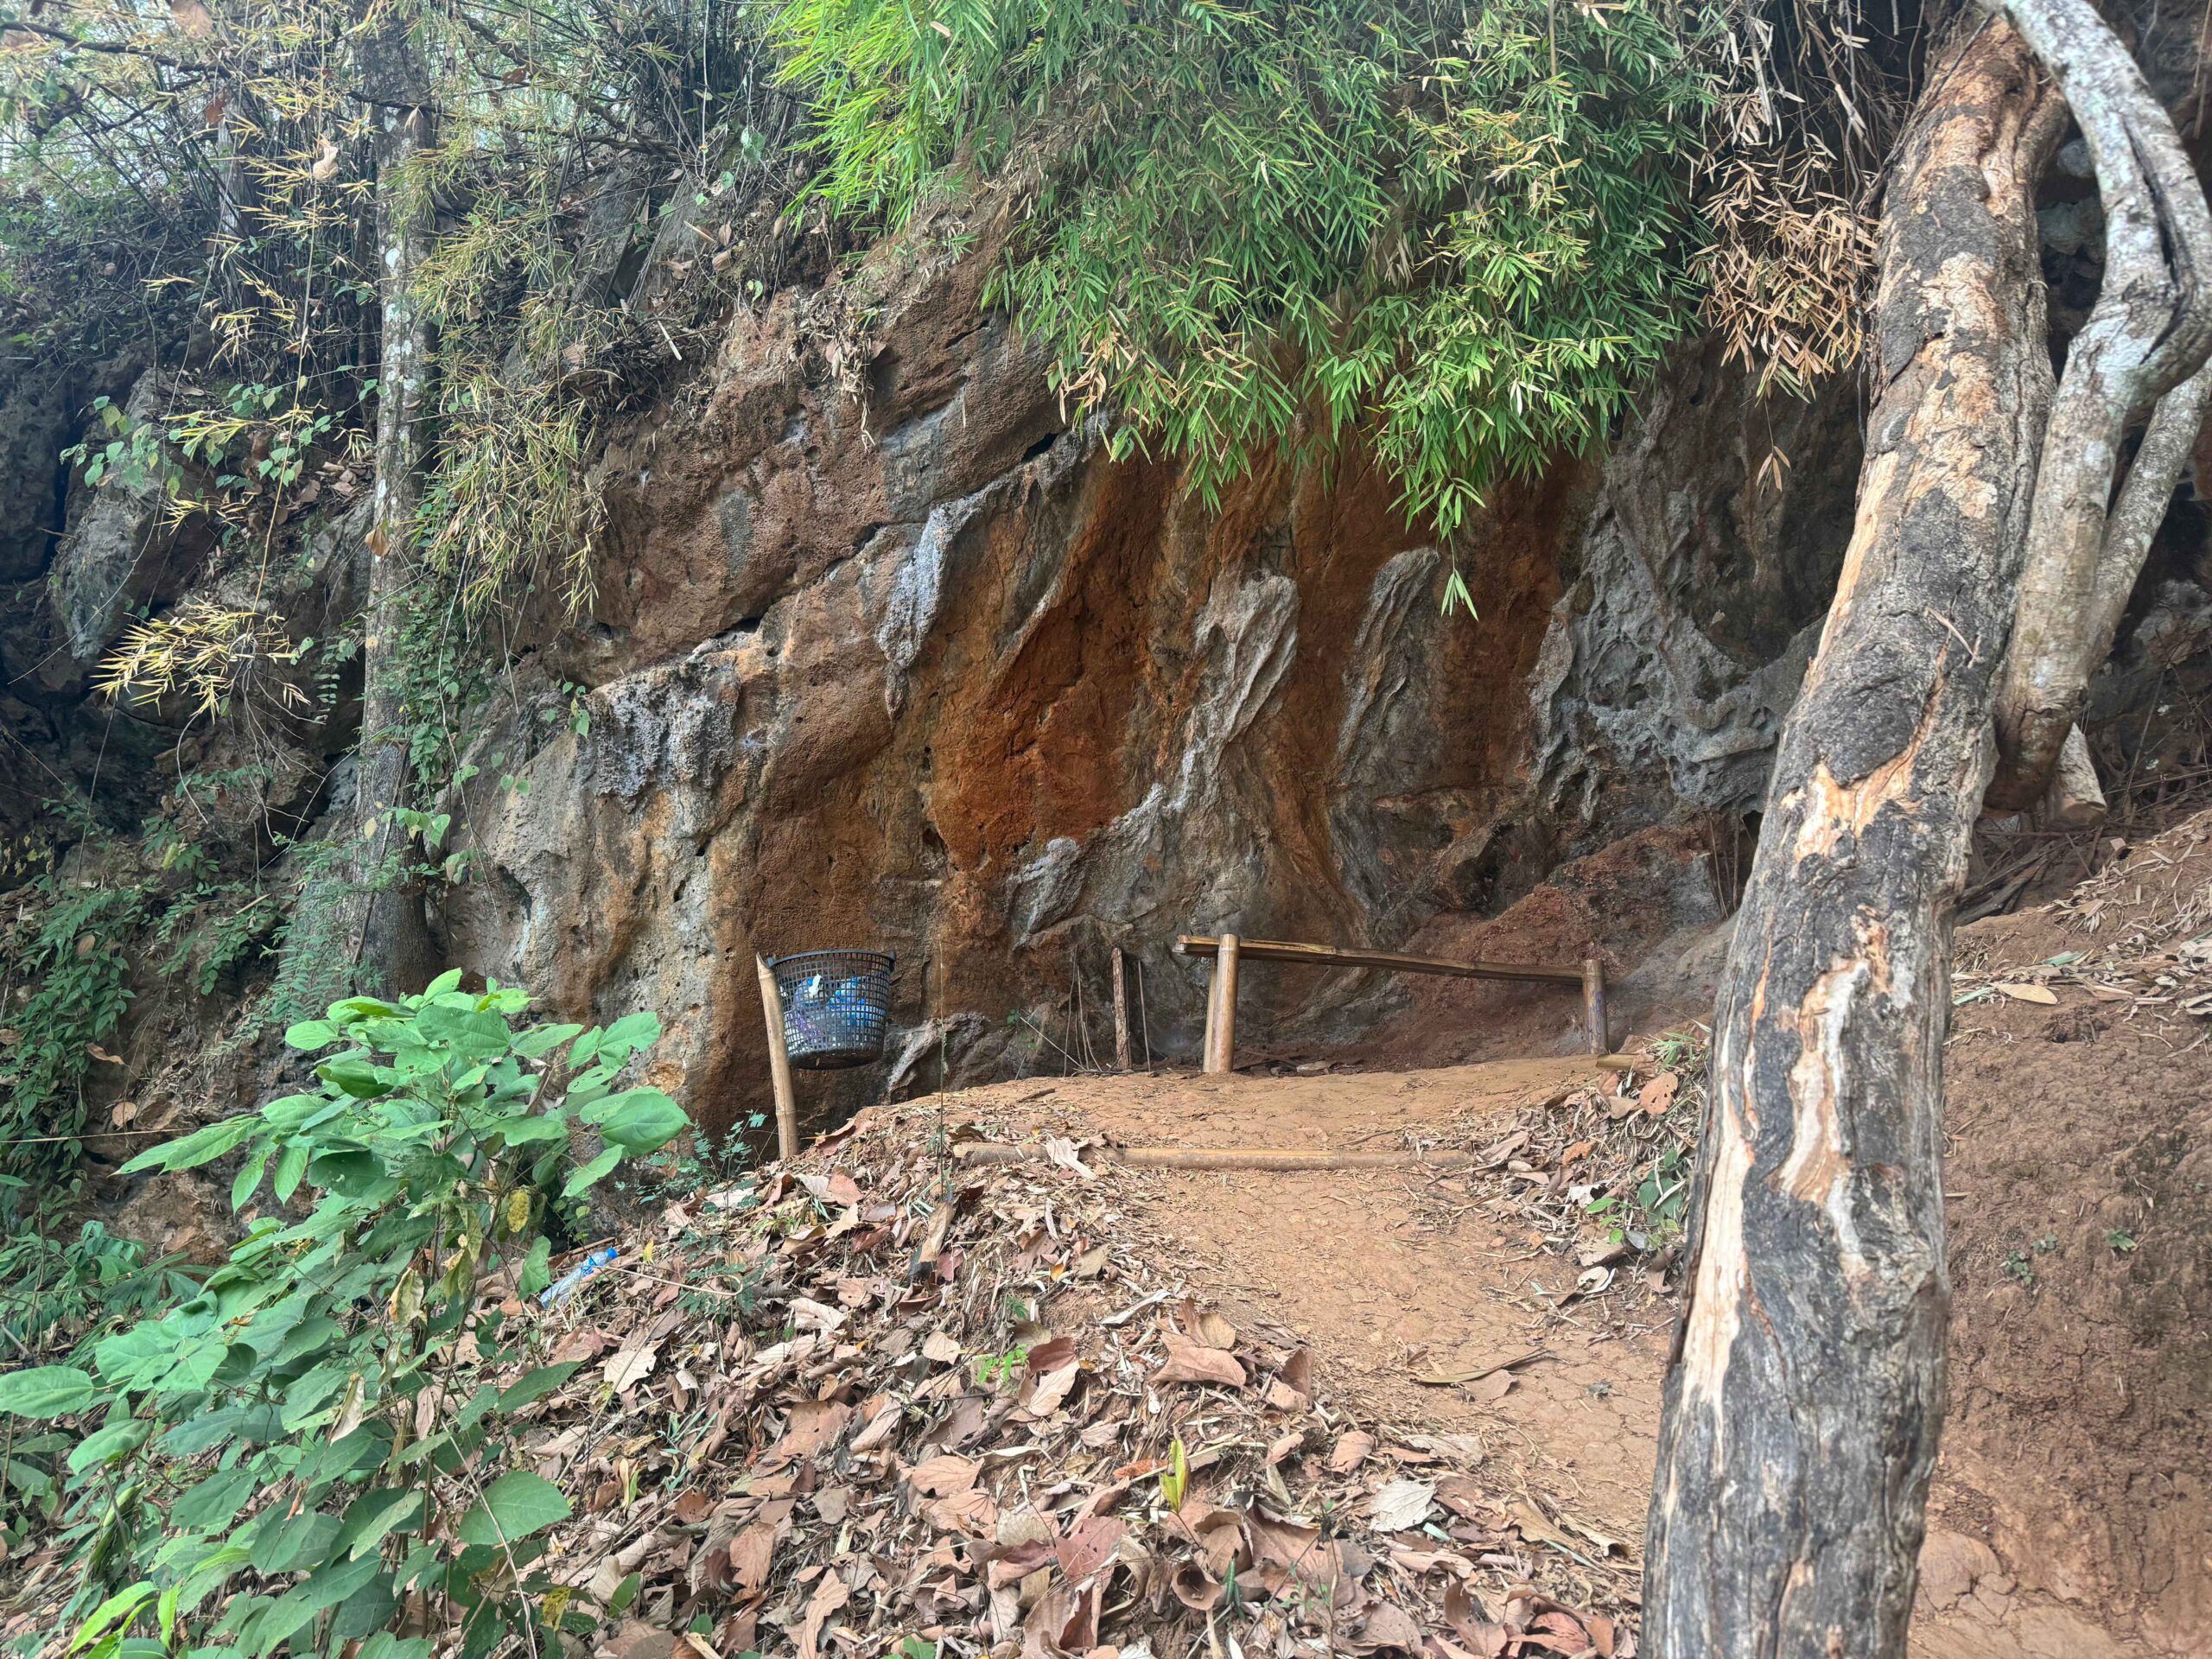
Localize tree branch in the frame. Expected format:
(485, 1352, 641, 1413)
(1984, 0, 2212, 806)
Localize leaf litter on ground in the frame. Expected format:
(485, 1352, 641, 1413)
(507, 1099, 1641, 1658)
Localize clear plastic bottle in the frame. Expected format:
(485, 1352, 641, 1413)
(539, 1246, 619, 1307)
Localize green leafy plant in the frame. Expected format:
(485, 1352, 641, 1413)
(0, 880, 145, 1185)
(62, 397, 181, 496)
(1, 976, 690, 1656)
(1586, 1140, 1693, 1250)
(0, 1218, 193, 1362)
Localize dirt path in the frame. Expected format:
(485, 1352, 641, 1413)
(934, 810, 2212, 1657)
(962, 1060, 1669, 1550)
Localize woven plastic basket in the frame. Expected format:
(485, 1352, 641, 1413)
(771, 950, 894, 1071)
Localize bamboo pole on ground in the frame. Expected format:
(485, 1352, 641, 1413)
(754, 954, 799, 1160)
(1202, 932, 1241, 1074)
(956, 1142, 1484, 1172)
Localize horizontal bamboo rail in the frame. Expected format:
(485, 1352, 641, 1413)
(1174, 934, 1586, 984)
(1173, 933, 1608, 1069)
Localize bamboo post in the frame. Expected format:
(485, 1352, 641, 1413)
(1204, 932, 1242, 1074)
(1201, 945, 1221, 1066)
(1580, 957, 1607, 1057)
(1111, 947, 1133, 1071)
(755, 953, 799, 1160)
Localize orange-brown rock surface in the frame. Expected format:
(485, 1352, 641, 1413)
(430, 229, 1866, 1140)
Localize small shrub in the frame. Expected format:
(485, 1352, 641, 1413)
(0, 975, 690, 1656)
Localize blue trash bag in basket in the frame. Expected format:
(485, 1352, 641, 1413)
(771, 950, 894, 1070)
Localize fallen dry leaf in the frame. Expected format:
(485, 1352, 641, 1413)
(729, 1522, 775, 1592)
(794, 1570, 849, 1659)
(910, 1453, 979, 1497)
(1028, 1360, 1080, 1415)
(1996, 982, 2059, 1005)
(1155, 1331, 1246, 1388)
(1055, 1515, 1125, 1585)
(1368, 1478, 1434, 1533)
(1507, 1498, 1579, 1557)
(1356, 1602, 1425, 1652)
(602, 1343, 658, 1391)
(1043, 1135, 1096, 1179)
(1330, 1430, 1375, 1473)
(1638, 1071, 1679, 1115)
(1178, 1299, 1237, 1350)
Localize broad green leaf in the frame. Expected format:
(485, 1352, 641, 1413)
(357, 1636, 435, 1659)
(296, 1548, 383, 1611)
(175, 1541, 250, 1613)
(271, 1141, 309, 1202)
(241, 1588, 316, 1659)
(455, 1469, 570, 1547)
(496, 1361, 582, 1413)
(0, 1366, 97, 1417)
(328, 996, 399, 1024)
(67, 1417, 149, 1474)
(283, 1019, 341, 1050)
(230, 1146, 269, 1210)
(517, 1236, 553, 1298)
(333, 1487, 423, 1560)
(512, 1021, 584, 1058)
(415, 1001, 511, 1058)
(308, 1146, 388, 1198)
(481, 1112, 566, 1146)
(316, 1058, 387, 1099)
(589, 1087, 688, 1154)
(68, 1580, 156, 1651)
(596, 1009, 660, 1058)
(331, 1567, 401, 1639)
(561, 1146, 620, 1197)
(247, 1506, 339, 1575)
(172, 1467, 258, 1533)
(423, 968, 465, 997)
(119, 1116, 256, 1175)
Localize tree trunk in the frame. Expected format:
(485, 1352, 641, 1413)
(343, 4, 440, 994)
(1644, 22, 2062, 1656)
(1983, 0, 2212, 806)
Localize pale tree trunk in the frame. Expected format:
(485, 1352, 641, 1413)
(1985, 0, 2212, 806)
(342, 2, 440, 993)
(1644, 22, 2063, 1655)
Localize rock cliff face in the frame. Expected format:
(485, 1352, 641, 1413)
(429, 233, 1864, 1138)
(10, 181, 2207, 1151)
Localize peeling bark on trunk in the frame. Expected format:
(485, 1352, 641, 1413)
(1984, 0, 2212, 807)
(1645, 24, 2062, 1657)
(342, 5, 440, 993)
